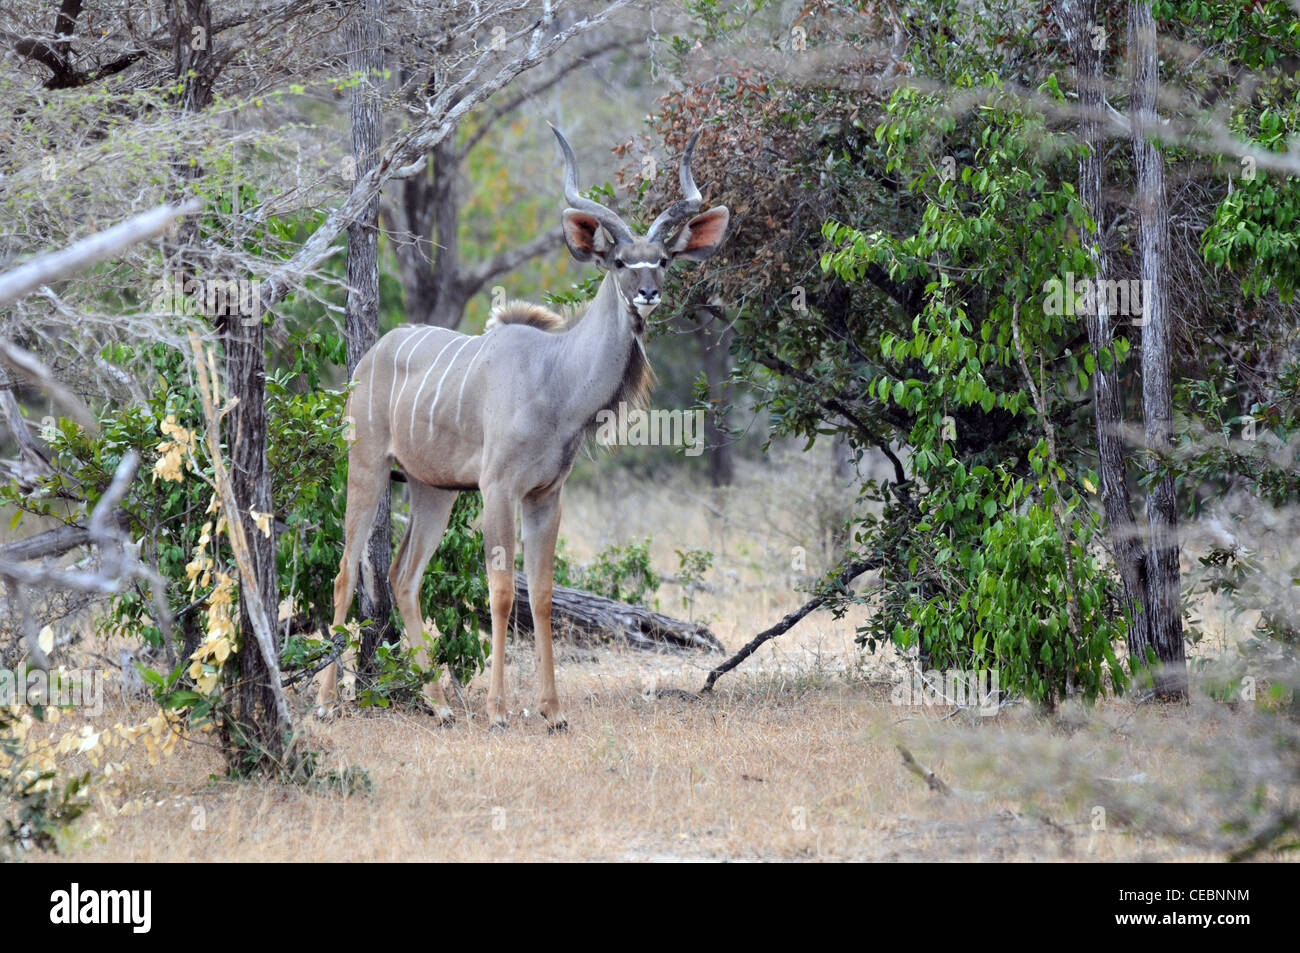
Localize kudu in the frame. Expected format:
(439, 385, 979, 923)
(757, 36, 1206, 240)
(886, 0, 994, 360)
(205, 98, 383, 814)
(316, 127, 729, 727)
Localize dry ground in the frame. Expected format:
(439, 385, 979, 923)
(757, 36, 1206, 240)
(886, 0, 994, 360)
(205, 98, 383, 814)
(30, 652, 1287, 862)
(14, 447, 1299, 862)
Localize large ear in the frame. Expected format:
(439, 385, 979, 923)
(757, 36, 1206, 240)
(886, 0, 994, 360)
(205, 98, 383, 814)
(668, 206, 730, 261)
(562, 209, 614, 263)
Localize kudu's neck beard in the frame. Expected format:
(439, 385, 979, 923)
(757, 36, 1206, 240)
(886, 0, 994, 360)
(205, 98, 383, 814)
(558, 272, 654, 433)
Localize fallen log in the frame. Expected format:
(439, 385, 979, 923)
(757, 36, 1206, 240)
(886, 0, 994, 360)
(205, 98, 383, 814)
(0, 523, 90, 563)
(480, 571, 724, 654)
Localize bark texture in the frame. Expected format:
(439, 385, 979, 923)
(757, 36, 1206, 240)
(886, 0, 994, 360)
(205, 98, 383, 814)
(1056, 0, 1187, 698)
(1130, 0, 1187, 697)
(345, 0, 395, 668)
(481, 571, 725, 654)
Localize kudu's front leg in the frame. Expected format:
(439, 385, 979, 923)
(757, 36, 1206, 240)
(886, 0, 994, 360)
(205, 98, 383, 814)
(482, 489, 516, 728)
(522, 491, 565, 730)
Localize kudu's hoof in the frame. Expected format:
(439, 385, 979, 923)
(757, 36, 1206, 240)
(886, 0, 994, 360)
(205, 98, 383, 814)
(423, 703, 455, 727)
(545, 717, 569, 735)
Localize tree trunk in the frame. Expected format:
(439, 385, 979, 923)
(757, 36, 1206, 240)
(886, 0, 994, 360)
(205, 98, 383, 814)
(225, 316, 290, 756)
(387, 63, 440, 326)
(346, 0, 395, 670)
(170, 0, 291, 758)
(481, 571, 724, 653)
(393, 161, 439, 324)
(1058, 0, 1187, 699)
(1130, 0, 1187, 698)
(172, 0, 215, 112)
(427, 136, 467, 329)
(694, 305, 735, 487)
(1057, 0, 1152, 672)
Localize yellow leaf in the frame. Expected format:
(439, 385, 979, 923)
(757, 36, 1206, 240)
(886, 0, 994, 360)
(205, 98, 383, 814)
(38, 625, 55, 654)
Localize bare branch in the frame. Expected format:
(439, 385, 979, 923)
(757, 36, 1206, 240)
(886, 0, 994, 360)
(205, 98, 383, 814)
(0, 388, 54, 475)
(0, 201, 200, 309)
(259, 0, 636, 311)
(0, 525, 90, 564)
(457, 225, 563, 299)
(0, 339, 94, 432)
(454, 35, 635, 164)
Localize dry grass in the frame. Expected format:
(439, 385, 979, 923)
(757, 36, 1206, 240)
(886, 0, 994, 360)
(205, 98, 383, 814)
(14, 445, 1300, 862)
(30, 657, 1290, 862)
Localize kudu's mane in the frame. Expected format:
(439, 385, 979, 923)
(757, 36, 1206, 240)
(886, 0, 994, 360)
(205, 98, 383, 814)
(485, 297, 654, 420)
(486, 300, 566, 332)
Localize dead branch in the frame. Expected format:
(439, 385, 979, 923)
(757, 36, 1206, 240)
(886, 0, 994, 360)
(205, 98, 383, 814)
(0, 201, 199, 310)
(700, 557, 880, 692)
(0, 200, 201, 430)
(0, 388, 54, 476)
(0, 450, 173, 669)
(897, 745, 953, 796)
(258, 0, 635, 312)
(0, 525, 91, 564)
(0, 339, 94, 433)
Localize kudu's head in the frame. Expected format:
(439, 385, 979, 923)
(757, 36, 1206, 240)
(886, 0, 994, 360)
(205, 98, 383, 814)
(551, 126, 729, 327)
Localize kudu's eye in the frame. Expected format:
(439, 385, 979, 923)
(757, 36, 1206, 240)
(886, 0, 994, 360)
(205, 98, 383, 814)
(613, 259, 625, 269)
(658, 257, 668, 268)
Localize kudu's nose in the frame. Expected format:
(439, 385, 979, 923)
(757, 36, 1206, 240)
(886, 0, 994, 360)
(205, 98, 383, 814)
(638, 287, 660, 301)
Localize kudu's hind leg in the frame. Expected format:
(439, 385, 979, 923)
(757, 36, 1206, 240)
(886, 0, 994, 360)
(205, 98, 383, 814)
(389, 482, 458, 722)
(482, 489, 516, 728)
(522, 491, 565, 730)
(316, 447, 390, 716)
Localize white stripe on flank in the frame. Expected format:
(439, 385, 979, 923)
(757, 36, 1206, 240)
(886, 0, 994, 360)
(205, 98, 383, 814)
(399, 327, 439, 419)
(427, 336, 476, 437)
(389, 326, 437, 424)
(368, 326, 419, 425)
(367, 363, 375, 425)
(408, 335, 464, 443)
(454, 337, 490, 427)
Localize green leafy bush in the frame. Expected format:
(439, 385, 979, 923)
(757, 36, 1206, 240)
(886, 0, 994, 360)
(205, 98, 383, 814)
(417, 491, 489, 684)
(6, 335, 491, 704)
(817, 77, 1130, 705)
(571, 539, 660, 606)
